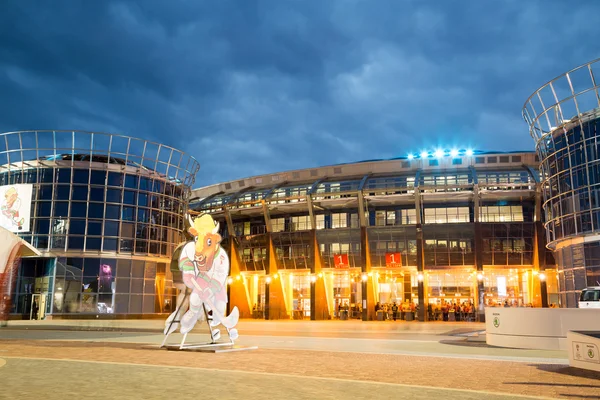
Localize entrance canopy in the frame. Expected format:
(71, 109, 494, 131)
(0, 226, 41, 273)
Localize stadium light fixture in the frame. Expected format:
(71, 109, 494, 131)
(434, 149, 444, 158)
(420, 151, 428, 159)
(466, 149, 474, 156)
(407, 153, 414, 160)
(450, 149, 459, 157)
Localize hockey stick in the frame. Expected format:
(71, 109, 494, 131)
(189, 277, 239, 329)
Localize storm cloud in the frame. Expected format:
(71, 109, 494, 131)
(1, 0, 599, 187)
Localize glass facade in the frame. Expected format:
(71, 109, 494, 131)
(523, 58, 600, 306)
(192, 151, 557, 319)
(1, 130, 199, 317)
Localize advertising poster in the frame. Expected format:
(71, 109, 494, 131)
(0, 184, 33, 233)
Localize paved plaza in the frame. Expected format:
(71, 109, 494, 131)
(1, 320, 599, 399)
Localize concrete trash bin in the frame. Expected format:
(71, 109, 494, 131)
(377, 310, 384, 321)
(406, 312, 414, 321)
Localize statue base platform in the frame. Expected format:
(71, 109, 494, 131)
(145, 343, 258, 353)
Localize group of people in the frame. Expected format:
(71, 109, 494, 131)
(429, 301, 477, 321)
(375, 301, 418, 321)
(373, 300, 479, 322)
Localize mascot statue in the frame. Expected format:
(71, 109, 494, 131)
(163, 214, 239, 346)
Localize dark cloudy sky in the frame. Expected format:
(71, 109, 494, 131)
(1, 1, 599, 188)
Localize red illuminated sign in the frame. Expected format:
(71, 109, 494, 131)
(385, 252, 402, 267)
(333, 254, 349, 268)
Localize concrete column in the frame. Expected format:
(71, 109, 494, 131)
(360, 227, 374, 321)
(265, 233, 287, 320)
(416, 225, 425, 321)
(310, 229, 329, 320)
(227, 239, 251, 318)
(474, 222, 485, 322)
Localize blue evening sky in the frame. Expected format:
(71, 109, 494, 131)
(1, 1, 599, 187)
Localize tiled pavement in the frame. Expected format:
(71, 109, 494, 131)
(1, 321, 599, 399)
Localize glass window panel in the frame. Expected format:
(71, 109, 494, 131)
(137, 208, 148, 222)
(82, 276, 98, 293)
(53, 202, 69, 217)
(106, 189, 121, 203)
(131, 260, 145, 278)
(104, 221, 119, 236)
(55, 185, 70, 200)
(72, 186, 88, 201)
(122, 206, 135, 221)
(39, 169, 54, 183)
(103, 238, 117, 251)
(105, 205, 120, 220)
(56, 169, 71, 183)
(70, 202, 87, 218)
(34, 218, 50, 235)
(143, 295, 155, 313)
(120, 239, 134, 252)
(138, 193, 148, 207)
(72, 169, 89, 184)
(144, 279, 155, 294)
(116, 278, 130, 293)
(123, 190, 135, 205)
(129, 295, 143, 313)
(38, 185, 53, 200)
(117, 259, 131, 277)
(145, 262, 156, 279)
(114, 294, 129, 313)
(86, 237, 101, 250)
(68, 236, 84, 250)
(139, 178, 150, 191)
(37, 202, 52, 217)
(90, 170, 106, 185)
(69, 220, 85, 235)
(89, 187, 104, 202)
(98, 263, 115, 293)
(107, 172, 123, 186)
(87, 221, 102, 236)
(130, 278, 144, 294)
(83, 259, 100, 277)
(125, 174, 138, 189)
(88, 203, 104, 219)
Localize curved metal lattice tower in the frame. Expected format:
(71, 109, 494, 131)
(523, 59, 600, 306)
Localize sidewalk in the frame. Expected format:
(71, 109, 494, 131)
(3, 318, 484, 335)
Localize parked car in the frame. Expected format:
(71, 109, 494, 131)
(579, 287, 600, 308)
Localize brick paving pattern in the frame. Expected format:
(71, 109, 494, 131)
(1, 339, 599, 399)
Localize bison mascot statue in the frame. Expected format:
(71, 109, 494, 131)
(164, 214, 239, 342)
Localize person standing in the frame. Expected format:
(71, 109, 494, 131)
(391, 302, 398, 321)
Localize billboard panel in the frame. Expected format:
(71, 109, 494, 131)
(0, 184, 33, 233)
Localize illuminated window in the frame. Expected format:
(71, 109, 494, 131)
(480, 205, 524, 222)
(424, 207, 469, 224)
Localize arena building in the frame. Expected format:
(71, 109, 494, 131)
(1, 130, 199, 318)
(190, 150, 558, 321)
(523, 57, 600, 307)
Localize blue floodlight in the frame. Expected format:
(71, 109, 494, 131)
(434, 149, 444, 158)
(407, 153, 414, 160)
(420, 151, 428, 159)
(466, 149, 474, 156)
(450, 149, 459, 157)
